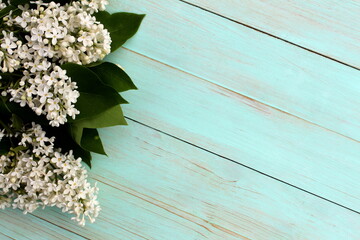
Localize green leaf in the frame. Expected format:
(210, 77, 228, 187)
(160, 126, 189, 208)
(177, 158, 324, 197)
(0, 5, 15, 19)
(5, 100, 48, 125)
(0, 138, 11, 155)
(73, 145, 92, 168)
(68, 105, 126, 157)
(74, 92, 126, 120)
(61, 63, 128, 120)
(89, 62, 137, 92)
(0, 96, 94, 167)
(51, 126, 93, 167)
(11, 145, 27, 153)
(11, 114, 23, 131)
(94, 11, 145, 52)
(84, 61, 103, 68)
(81, 128, 106, 155)
(0, 97, 11, 119)
(68, 105, 127, 157)
(72, 105, 127, 129)
(69, 123, 83, 145)
(51, 125, 93, 168)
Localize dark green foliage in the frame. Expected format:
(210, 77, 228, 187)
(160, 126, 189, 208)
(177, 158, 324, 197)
(90, 62, 137, 92)
(94, 11, 145, 52)
(61, 63, 128, 121)
(60, 62, 136, 167)
(0, 7, 144, 167)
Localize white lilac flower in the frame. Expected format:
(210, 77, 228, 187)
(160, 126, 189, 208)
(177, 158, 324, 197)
(7, 66, 80, 127)
(0, 31, 21, 73)
(77, 0, 109, 14)
(0, 0, 111, 126)
(0, 123, 100, 226)
(14, 0, 111, 65)
(0, 1, 6, 11)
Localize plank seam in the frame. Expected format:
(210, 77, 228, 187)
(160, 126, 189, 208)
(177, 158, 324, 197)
(123, 47, 360, 146)
(91, 176, 251, 239)
(98, 217, 151, 240)
(0, 232, 15, 240)
(28, 213, 89, 240)
(178, 0, 360, 71)
(124, 116, 360, 216)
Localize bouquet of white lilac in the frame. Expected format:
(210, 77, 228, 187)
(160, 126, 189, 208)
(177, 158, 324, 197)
(0, 0, 144, 225)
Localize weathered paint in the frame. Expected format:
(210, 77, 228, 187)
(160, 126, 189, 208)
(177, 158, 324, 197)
(113, 0, 360, 142)
(188, 0, 360, 69)
(1, 0, 359, 239)
(13, 123, 360, 239)
(110, 49, 360, 212)
(0, 209, 85, 239)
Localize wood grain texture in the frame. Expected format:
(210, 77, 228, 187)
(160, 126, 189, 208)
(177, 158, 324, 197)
(185, 0, 360, 68)
(16, 122, 360, 239)
(0, 209, 85, 239)
(108, 49, 360, 212)
(113, 0, 360, 142)
(1, 0, 359, 238)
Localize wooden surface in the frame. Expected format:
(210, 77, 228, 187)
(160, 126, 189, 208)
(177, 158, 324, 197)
(2, 0, 360, 239)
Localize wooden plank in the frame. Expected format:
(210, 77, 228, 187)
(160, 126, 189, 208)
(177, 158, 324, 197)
(184, 0, 360, 69)
(0, 233, 13, 240)
(26, 122, 360, 239)
(33, 182, 243, 240)
(0, 209, 85, 239)
(110, 0, 360, 142)
(108, 49, 360, 211)
(1, 1, 358, 238)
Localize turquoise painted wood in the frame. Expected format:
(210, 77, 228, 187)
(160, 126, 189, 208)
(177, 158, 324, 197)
(7, 122, 360, 239)
(115, 0, 360, 142)
(1, 0, 360, 239)
(0, 209, 85, 239)
(108, 49, 360, 211)
(188, 0, 360, 68)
